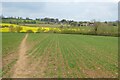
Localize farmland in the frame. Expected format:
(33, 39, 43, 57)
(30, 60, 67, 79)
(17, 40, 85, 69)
(2, 33, 25, 77)
(0, 33, 2, 77)
(2, 33, 25, 56)
(2, 33, 118, 78)
(0, 23, 118, 37)
(1, 2, 119, 79)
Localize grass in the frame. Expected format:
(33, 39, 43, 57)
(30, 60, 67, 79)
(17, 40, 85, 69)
(0, 33, 1, 77)
(2, 33, 25, 56)
(27, 33, 118, 78)
(2, 33, 25, 77)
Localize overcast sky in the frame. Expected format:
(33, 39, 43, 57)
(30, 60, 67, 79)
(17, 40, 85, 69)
(1, 0, 119, 2)
(2, 1, 118, 21)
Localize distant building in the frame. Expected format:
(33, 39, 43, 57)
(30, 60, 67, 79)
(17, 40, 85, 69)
(89, 22, 94, 26)
(80, 22, 94, 26)
(80, 22, 88, 26)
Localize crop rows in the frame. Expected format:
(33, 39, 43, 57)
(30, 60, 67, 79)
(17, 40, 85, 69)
(27, 33, 118, 78)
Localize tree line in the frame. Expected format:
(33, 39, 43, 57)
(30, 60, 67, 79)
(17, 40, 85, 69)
(1, 16, 118, 27)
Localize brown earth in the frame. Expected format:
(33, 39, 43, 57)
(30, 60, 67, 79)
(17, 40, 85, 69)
(12, 34, 29, 78)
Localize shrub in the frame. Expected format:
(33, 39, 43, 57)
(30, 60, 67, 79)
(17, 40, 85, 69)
(27, 30, 34, 33)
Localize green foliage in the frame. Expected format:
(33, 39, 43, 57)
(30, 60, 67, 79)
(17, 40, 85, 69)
(27, 30, 34, 33)
(15, 26, 22, 32)
(9, 25, 16, 32)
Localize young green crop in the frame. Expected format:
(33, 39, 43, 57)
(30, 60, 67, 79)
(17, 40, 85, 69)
(2, 33, 25, 56)
(26, 33, 118, 78)
(2, 32, 118, 78)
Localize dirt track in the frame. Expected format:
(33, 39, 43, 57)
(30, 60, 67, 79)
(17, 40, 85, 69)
(12, 34, 29, 78)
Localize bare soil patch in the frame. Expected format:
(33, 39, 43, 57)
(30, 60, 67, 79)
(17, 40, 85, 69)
(12, 34, 29, 78)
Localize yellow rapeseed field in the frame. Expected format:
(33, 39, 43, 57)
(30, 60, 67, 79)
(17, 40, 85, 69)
(0, 23, 80, 33)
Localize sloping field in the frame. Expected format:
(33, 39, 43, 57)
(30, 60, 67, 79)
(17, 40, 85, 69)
(2, 33, 118, 78)
(26, 33, 118, 78)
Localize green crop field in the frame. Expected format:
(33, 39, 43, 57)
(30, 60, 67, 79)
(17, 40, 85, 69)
(2, 33, 25, 77)
(0, 33, 2, 77)
(2, 33, 118, 78)
(26, 33, 118, 78)
(2, 33, 25, 56)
